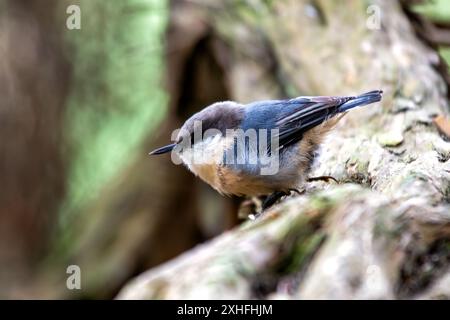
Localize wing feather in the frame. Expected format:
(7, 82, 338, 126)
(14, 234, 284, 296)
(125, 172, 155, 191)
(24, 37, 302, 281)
(275, 96, 353, 149)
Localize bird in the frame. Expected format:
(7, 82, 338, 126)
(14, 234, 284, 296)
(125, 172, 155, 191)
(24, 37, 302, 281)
(150, 90, 383, 210)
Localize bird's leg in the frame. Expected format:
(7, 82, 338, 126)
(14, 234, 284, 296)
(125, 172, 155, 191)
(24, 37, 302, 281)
(307, 175, 338, 183)
(261, 191, 289, 211)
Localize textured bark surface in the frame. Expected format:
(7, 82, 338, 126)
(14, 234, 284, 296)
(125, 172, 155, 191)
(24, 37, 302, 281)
(117, 0, 450, 299)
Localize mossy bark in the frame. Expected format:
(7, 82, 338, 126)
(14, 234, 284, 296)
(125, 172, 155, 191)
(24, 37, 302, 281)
(117, 0, 450, 299)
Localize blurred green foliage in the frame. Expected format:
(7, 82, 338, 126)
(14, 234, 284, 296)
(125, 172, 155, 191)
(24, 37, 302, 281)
(413, 1, 450, 67)
(439, 48, 450, 64)
(413, 0, 450, 23)
(61, 0, 168, 225)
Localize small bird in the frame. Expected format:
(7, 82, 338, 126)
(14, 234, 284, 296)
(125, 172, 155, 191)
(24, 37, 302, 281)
(150, 90, 382, 209)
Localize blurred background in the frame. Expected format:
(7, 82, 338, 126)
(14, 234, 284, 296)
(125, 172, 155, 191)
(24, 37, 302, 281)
(0, 0, 449, 299)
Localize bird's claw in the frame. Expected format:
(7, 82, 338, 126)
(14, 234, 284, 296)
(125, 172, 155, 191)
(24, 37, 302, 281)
(288, 188, 304, 195)
(307, 175, 338, 184)
(261, 191, 288, 211)
(260, 188, 304, 213)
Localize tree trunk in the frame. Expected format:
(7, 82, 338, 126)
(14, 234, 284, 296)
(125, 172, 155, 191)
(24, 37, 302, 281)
(117, 0, 450, 300)
(0, 0, 70, 296)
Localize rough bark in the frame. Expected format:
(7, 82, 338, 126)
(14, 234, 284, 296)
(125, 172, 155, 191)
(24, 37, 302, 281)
(117, 0, 450, 299)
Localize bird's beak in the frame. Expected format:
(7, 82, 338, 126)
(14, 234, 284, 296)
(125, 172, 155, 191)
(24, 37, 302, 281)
(149, 143, 176, 155)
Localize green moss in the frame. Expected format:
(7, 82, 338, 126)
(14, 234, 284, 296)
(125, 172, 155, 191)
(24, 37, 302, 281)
(60, 0, 168, 228)
(308, 194, 334, 212)
(274, 188, 362, 274)
(279, 232, 325, 275)
(39, 1, 170, 263)
(373, 207, 405, 240)
(377, 132, 404, 147)
(349, 157, 369, 173)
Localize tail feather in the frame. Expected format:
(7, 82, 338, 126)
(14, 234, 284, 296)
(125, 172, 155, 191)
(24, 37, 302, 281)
(338, 90, 383, 112)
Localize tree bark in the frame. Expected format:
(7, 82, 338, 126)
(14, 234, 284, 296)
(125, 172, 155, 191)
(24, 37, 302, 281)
(117, 0, 450, 300)
(0, 0, 70, 296)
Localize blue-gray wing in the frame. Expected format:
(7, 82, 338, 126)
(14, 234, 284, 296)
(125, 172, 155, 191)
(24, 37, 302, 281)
(243, 95, 351, 150)
(274, 95, 353, 148)
(243, 90, 382, 149)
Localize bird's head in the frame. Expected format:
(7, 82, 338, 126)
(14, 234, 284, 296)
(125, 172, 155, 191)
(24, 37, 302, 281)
(149, 101, 244, 167)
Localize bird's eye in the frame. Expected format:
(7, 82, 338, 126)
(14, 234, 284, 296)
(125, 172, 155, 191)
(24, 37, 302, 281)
(176, 133, 194, 147)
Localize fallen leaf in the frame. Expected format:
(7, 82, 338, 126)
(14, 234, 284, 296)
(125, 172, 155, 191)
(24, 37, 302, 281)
(433, 115, 450, 139)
